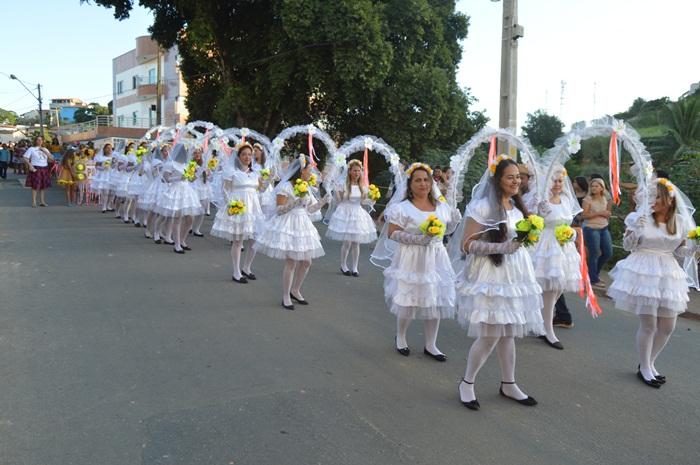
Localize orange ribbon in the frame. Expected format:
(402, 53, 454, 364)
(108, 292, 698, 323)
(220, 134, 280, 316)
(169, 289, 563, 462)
(241, 135, 246, 145)
(488, 135, 497, 166)
(308, 132, 317, 168)
(575, 227, 603, 317)
(609, 131, 621, 206)
(221, 139, 232, 156)
(173, 128, 181, 146)
(362, 146, 370, 186)
(202, 130, 210, 153)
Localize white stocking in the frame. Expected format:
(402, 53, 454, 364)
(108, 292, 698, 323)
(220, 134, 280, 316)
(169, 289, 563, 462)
(242, 239, 257, 274)
(180, 216, 192, 247)
(396, 316, 412, 350)
(496, 337, 528, 400)
(193, 214, 205, 235)
(173, 217, 184, 251)
(542, 290, 561, 343)
(291, 260, 311, 299)
(350, 242, 360, 273)
(637, 315, 657, 381)
(230, 240, 243, 279)
(282, 259, 296, 306)
(650, 314, 677, 377)
(423, 319, 442, 355)
(340, 241, 351, 272)
(163, 217, 174, 243)
(459, 336, 499, 402)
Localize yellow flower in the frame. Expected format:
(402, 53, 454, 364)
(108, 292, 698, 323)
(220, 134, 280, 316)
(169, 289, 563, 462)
(208, 159, 218, 170)
(438, 195, 446, 203)
(309, 173, 317, 187)
(515, 219, 531, 233)
(528, 215, 545, 231)
(260, 168, 270, 180)
(427, 214, 438, 222)
(428, 226, 440, 235)
(527, 232, 539, 244)
(554, 224, 575, 246)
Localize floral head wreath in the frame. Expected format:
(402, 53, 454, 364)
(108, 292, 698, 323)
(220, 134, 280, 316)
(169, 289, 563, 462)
(489, 154, 513, 176)
(347, 159, 363, 170)
(657, 178, 675, 198)
(253, 142, 264, 151)
(236, 142, 254, 155)
(405, 162, 433, 176)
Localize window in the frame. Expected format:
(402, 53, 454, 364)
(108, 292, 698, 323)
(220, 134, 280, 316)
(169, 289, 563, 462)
(117, 81, 123, 94)
(132, 111, 138, 126)
(132, 76, 138, 89)
(117, 115, 125, 127)
(148, 68, 156, 85)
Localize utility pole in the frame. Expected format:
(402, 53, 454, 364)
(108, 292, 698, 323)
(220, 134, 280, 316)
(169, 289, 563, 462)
(495, 0, 524, 155)
(156, 48, 162, 126)
(559, 80, 566, 120)
(37, 83, 44, 138)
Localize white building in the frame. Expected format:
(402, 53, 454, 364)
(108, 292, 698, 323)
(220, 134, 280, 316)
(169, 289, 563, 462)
(112, 36, 188, 129)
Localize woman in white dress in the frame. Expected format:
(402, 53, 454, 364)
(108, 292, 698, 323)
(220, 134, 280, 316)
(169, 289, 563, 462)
(326, 159, 378, 277)
(254, 154, 331, 310)
(531, 167, 582, 350)
(91, 144, 113, 212)
(153, 144, 203, 253)
(455, 157, 543, 410)
(253, 143, 277, 220)
(373, 163, 460, 361)
(191, 147, 211, 237)
(211, 143, 266, 282)
(608, 178, 698, 388)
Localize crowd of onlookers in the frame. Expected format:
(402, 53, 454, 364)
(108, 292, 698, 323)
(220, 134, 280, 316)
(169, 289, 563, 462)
(0, 137, 99, 180)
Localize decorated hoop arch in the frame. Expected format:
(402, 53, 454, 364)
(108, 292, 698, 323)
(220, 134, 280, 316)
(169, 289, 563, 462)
(211, 128, 242, 158)
(538, 116, 654, 213)
(446, 126, 540, 206)
(269, 124, 337, 175)
(327, 135, 404, 190)
(228, 128, 273, 157)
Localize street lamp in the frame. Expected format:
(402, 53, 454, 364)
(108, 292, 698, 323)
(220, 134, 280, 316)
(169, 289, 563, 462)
(491, 0, 524, 155)
(9, 74, 44, 138)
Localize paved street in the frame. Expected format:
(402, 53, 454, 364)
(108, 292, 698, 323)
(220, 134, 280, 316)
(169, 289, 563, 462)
(1, 175, 699, 465)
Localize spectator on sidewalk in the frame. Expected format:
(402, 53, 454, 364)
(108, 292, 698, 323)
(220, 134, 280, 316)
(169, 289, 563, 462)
(0, 143, 10, 179)
(13, 141, 27, 175)
(24, 136, 54, 208)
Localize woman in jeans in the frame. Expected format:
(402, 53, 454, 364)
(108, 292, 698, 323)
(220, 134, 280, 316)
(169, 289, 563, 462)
(582, 177, 612, 289)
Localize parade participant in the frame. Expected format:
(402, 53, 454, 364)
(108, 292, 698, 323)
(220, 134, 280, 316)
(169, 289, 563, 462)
(57, 147, 77, 206)
(154, 144, 203, 253)
(92, 144, 113, 212)
(139, 146, 166, 240)
(211, 143, 266, 282)
(23, 136, 54, 208)
(372, 162, 460, 361)
(326, 159, 377, 277)
(191, 147, 211, 237)
(122, 143, 141, 224)
(254, 154, 331, 309)
(608, 178, 698, 388)
(582, 178, 613, 289)
(454, 156, 543, 410)
(74, 149, 90, 206)
(531, 167, 582, 349)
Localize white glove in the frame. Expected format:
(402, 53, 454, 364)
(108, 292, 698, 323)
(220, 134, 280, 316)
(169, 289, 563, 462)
(538, 200, 551, 217)
(390, 230, 434, 246)
(468, 239, 521, 256)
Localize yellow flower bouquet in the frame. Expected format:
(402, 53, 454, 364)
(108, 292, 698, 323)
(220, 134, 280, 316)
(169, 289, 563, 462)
(227, 200, 246, 216)
(368, 184, 381, 201)
(182, 161, 197, 182)
(309, 173, 318, 187)
(294, 178, 310, 197)
(688, 226, 700, 243)
(419, 214, 446, 238)
(554, 224, 576, 246)
(438, 195, 446, 203)
(259, 168, 270, 181)
(515, 214, 545, 247)
(207, 158, 218, 170)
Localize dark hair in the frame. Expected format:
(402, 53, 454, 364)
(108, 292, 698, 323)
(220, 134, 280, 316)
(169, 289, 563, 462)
(574, 176, 588, 194)
(237, 144, 253, 170)
(403, 166, 437, 205)
(589, 173, 604, 181)
(62, 148, 77, 167)
(253, 144, 266, 167)
(485, 158, 528, 266)
(288, 155, 310, 182)
(33, 135, 43, 145)
(655, 169, 670, 179)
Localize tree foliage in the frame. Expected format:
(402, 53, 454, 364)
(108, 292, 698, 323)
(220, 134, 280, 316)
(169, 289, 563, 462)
(663, 96, 700, 156)
(0, 108, 18, 125)
(73, 102, 110, 123)
(85, 0, 486, 160)
(521, 109, 563, 151)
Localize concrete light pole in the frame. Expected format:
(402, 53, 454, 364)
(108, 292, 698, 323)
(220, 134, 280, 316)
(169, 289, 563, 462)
(492, 0, 524, 155)
(10, 74, 44, 138)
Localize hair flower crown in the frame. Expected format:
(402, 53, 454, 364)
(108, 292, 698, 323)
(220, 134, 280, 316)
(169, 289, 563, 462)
(405, 162, 432, 176)
(489, 154, 513, 176)
(658, 178, 675, 197)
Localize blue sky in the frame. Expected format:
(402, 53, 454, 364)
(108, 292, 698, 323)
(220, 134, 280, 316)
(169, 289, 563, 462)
(1, 0, 699, 130)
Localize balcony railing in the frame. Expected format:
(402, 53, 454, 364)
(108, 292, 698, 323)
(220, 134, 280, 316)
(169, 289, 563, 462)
(56, 115, 155, 136)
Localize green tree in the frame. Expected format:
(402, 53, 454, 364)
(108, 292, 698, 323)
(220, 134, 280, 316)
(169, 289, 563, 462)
(0, 108, 18, 125)
(73, 102, 110, 123)
(85, 0, 485, 160)
(663, 96, 700, 157)
(521, 109, 564, 150)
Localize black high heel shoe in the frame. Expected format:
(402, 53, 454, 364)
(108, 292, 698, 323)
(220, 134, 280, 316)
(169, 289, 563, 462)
(340, 267, 351, 276)
(458, 379, 480, 410)
(395, 337, 410, 356)
(637, 368, 662, 388)
(282, 302, 295, 311)
(173, 248, 185, 254)
(232, 275, 248, 284)
(423, 347, 447, 362)
(290, 293, 308, 305)
(538, 335, 564, 350)
(499, 382, 538, 406)
(242, 271, 257, 280)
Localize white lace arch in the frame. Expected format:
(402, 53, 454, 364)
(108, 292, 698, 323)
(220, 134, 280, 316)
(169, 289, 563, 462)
(446, 126, 540, 206)
(327, 135, 404, 189)
(270, 124, 337, 174)
(538, 116, 654, 213)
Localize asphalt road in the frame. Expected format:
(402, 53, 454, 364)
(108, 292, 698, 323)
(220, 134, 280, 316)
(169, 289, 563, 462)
(1, 175, 699, 465)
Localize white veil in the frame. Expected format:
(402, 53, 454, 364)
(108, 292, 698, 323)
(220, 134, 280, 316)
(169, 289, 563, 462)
(538, 164, 583, 218)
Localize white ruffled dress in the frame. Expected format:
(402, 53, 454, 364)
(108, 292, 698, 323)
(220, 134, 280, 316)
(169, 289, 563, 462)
(608, 213, 690, 317)
(124, 154, 142, 200)
(89, 154, 110, 194)
(326, 185, 378, 244)
(532, 201, 581, 292)
(456, 205, 544, 338)
(153, 160, 204, 218)
(254, 181, 325, 261)
(137, 161, 162, 212)
(210, 169, 263, 241)
(192, 164, 212, 204)
(255, 165, 277, 218)
(112, 156, 130, 198)
(383, 200, 456, 320)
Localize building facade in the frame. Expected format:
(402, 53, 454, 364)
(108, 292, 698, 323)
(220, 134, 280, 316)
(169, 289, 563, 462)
(49, 98, 87, 124)
(112, 36, 188, 129)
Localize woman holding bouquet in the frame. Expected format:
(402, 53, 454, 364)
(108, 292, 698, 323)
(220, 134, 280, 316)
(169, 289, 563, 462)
(372, 163, 460, 361)
(531, 167, 582, 350)
(254, 154, 331, 309)
(608, 178, 698, 388)
(326, 159, 378, 277)
(454, 156, 544, 410)
(211, 143, 266, 282)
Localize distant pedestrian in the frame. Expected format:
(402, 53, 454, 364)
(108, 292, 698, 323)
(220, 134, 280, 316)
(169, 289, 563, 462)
(57, 147, 77, 206)
(23, 136, 54, 207)
(13, 141, 27, 175)
(0, 143, 10, 179)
